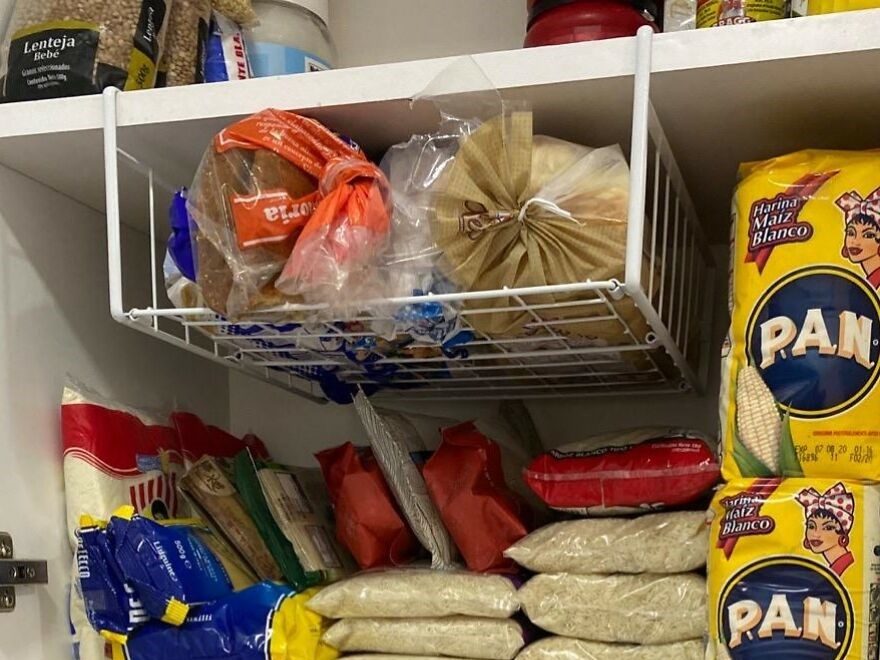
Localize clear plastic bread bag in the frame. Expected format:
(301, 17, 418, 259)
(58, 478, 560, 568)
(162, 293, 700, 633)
(377, 58, 633, 341)
(187, 109, 391, 319)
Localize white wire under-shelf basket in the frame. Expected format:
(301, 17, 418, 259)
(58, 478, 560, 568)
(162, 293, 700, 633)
(103, 28, 714, 404)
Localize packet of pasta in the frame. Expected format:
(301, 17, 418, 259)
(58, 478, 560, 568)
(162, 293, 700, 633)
(722, 150, 880, 481)
(108, 507, 233, 625)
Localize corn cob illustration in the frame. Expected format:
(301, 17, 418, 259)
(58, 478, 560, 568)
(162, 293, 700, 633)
(736, 365, 782, 474)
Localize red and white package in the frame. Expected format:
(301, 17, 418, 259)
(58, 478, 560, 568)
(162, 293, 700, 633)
(62, 386, 185, 548)
(315, 442, 420, 570)
(423, 422, 530, 573)
(171, 411, 270, 466)
(524, 428, 720, 516)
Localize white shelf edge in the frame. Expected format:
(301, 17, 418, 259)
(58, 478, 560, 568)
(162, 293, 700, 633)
(0, 11, 877, 141)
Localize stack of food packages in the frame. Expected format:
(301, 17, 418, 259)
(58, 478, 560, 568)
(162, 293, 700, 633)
(162, 64, 669, 399)
(709, 149, 880, 659)
(61, 380, 548, 660)
(0, 0, 255, 102)
(311, 571, 526, 660)
(311, 394, 545, 659)
(62, 383, 343, 660)
(507, 428, 720, 659)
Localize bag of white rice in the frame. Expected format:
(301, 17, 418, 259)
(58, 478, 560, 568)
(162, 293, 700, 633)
(517, 573, 706, 644)
(322, 616, 524, 660)
(518, 637, 703, 660)
(62, 385, 186, 549)
(306, 569, 519, 619)
(505, 511, 708, 574)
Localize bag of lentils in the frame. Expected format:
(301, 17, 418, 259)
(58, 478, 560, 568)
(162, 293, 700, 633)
(0, 0, 171, 102)
(157, 0, 210, 87)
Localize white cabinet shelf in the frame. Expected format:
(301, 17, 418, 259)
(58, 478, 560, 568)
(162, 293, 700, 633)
(0, 12, 879, 240)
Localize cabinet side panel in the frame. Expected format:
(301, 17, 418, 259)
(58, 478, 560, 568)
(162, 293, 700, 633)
(0, 163, 229, 658)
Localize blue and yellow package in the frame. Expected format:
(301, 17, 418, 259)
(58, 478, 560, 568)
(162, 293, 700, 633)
(76, 515, 148, 644)
(108, 506, 233, 626)
(119, 583, 339, 660)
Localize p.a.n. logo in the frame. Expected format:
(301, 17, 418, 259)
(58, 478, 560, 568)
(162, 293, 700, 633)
(747, 266, 880, 418)
(719, 557, 854, 659)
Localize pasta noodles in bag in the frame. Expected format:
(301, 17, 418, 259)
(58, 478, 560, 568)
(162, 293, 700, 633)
(707, 478, 880, 659)
(722, 150, 880, 480)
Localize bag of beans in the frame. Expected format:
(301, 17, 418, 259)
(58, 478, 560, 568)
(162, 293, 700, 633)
(157, 0, 211, 87)
(1, 0, 171, 101)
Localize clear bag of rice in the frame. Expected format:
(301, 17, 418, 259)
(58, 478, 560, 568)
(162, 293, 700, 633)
(505, 511, 709, 575)
(518, 637, 704, 660)
(517, 573, 706, 644)
(322, 616, 525, 660)
(306, 569, 519, 619)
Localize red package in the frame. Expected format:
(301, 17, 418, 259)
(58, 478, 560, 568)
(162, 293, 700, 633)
(315, 442, 419, 570)
(423, 422, 529, 573)
(524, 428, 720, 515)
(172, 411, 270, 465)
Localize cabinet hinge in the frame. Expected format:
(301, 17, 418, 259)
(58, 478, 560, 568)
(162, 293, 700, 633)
(0, 532, 49, 613)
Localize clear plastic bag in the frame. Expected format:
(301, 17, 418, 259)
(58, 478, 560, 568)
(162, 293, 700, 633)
(275, 158, 391, 307)
(188, 109, 390, 318)
(518, 637, 704, 660)
(0, 0, 171, 101)
(380, 60, 634, 339)
(158, 0, 211, 86)
(504, 511, 709, 575)
(322, 616, 525, 660)
(517, 573, 707, 645)
(306, 569, 520, 620)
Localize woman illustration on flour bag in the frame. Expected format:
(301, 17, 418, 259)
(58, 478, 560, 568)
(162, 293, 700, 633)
(839, 186, 880, 290)
(797, 482, 856, 576)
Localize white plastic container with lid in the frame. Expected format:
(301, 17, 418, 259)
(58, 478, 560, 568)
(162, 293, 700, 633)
(245, 0, 335, 77)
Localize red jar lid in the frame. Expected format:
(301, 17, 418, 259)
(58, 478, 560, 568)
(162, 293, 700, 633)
(525, 0, 658, 47)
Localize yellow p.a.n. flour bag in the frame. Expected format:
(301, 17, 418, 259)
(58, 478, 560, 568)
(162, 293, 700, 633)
(707, 478, 880, 660)
(722, 150, 880, 480)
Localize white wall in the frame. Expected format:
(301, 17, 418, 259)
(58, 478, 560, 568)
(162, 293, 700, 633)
(329, 0, 528, 68)
(0, 164, 229, 659)
(229, 373, 501, 465)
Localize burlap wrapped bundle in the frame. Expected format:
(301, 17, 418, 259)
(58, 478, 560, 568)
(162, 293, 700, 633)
(429, 111, 646, 341)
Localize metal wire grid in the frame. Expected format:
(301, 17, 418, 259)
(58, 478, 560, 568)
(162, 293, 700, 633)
(102, 28, 714, 403)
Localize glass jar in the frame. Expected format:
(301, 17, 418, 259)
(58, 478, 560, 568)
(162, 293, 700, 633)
(245, 0, 336, 77)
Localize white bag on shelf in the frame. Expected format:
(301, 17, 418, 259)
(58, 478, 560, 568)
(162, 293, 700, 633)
(505, 511, 709, 574)
(518, 637, 704, 660)
(517, 573, 706, 644)
(322, 616, 524, 660)
(306, 568, 519, 619)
